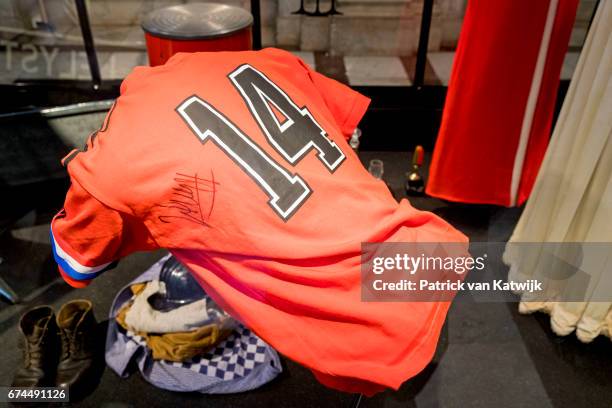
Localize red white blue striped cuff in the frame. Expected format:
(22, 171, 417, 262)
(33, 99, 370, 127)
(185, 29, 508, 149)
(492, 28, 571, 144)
(49, 228, 115, 281)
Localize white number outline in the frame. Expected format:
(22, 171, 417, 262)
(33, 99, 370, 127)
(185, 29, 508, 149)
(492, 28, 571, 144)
(176, 96, 311, 220)
(229, 64, 346, 171)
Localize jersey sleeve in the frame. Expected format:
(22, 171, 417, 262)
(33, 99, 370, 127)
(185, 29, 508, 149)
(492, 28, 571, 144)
(302, 62, 371, 140)
(50, 178, 158, 288)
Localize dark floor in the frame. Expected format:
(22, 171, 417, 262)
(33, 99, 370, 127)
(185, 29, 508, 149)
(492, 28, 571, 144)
(1, 148, 611, 407)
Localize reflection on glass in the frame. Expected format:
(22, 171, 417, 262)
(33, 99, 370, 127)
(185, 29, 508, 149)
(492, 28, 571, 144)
(368, 159, 384, 180)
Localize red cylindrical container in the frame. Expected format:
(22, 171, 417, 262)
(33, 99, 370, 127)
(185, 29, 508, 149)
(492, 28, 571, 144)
(141, 3, 253, 67)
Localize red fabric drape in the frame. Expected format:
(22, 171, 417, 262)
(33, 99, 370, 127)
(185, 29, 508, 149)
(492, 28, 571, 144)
(427, 0, 579, 206)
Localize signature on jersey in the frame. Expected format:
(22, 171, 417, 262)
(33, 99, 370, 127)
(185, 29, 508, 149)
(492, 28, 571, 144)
(155, 171, 219, 227)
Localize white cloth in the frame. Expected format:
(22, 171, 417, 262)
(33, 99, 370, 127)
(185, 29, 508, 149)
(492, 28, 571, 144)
(124, 280, 210, 333)
(503, 0, 612, 343)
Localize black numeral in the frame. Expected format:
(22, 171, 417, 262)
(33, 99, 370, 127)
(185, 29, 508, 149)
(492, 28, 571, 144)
(230, 65, 345, 171)
(177, 64, 346, 220)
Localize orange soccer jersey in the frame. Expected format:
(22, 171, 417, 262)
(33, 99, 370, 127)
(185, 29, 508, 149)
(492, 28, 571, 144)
(51, 48, 467, 394)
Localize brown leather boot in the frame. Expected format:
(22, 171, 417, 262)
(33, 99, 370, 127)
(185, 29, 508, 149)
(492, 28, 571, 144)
(55, 300, 97, 391)
(12, 306, 59, 387)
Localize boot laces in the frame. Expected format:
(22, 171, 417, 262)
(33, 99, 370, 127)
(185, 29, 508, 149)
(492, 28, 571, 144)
(24, 339, 44, 368)
(61, 328, 86, 359)
(60, 329, 75, 359)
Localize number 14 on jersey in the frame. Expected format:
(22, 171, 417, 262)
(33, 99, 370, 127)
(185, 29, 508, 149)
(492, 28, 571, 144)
(177, 64, 346, 221)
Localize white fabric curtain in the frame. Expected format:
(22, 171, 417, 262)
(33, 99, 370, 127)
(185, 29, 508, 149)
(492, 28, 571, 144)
(503, 0, 612, 343)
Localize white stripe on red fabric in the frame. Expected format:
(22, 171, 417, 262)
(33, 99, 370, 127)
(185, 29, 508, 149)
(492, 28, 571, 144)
(510, 0, 559, 206)
(51, 229, 111, 275)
